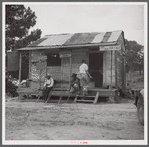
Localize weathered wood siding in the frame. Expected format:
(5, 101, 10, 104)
(71, 49, 88, 74)
(116, 33, 126, 89)
(46, 66, 61, 88)
(61, 57, 71, 88)
(103, 52, 106, 86)
(47, 66, 61, 80)
(30, 51, 47, 89)
(60, 48, 88, 88)
(103, 51, 116, 87)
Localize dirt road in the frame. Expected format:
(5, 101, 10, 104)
(5, 97, 144, 140)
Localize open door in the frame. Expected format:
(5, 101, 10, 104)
(89, 53, 103, 87)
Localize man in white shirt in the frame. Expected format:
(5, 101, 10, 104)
(78, 59, 91, 96)
(43, 74, 54, 101)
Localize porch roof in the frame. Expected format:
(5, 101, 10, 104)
(16, 30, 123, 51)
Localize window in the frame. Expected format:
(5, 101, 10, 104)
(47, 54, 61, 66)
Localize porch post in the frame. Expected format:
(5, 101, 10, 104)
(110, 50, 113, 97)
(39, 52, 41, 88)
(19, 52, 22, 89)
(111, 50, 112, 88)
(69, 57, 72, 89)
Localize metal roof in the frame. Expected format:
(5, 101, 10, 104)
(17, 30, 123, 51)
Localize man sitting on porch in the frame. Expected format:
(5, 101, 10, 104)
(43, 74, 54, 101)
(70, 73, 80, 94)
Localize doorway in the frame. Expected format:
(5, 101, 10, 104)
(89, 53, 103, 87)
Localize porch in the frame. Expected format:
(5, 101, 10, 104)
(17, 86, 118, 104)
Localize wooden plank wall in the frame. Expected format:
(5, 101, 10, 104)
(61, 57, 71, 88)
(116, 34, 125, 89)
(46, 66, 61, 88)
(71, 49, 88, 74)
(60, 48, 88, 89)
(47, 66, 61, 80)
(30, 51, 40, 89)
(40, 60, 47, 84)
(103, 52, 106, 86)
(30, 51, 47, 89)
(103, 51, 116, 87)
(116, 51, 123, 88)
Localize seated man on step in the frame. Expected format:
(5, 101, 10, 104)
(70, 73, 80, 94)
(43, 74, 54, 101)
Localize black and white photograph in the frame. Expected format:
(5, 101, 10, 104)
(2, 2, 148, 145)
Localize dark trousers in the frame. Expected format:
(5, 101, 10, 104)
(43, 87, 52, 100)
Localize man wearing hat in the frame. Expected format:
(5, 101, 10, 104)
(70, 73, 80, 94)
(43, 74, 54, 101)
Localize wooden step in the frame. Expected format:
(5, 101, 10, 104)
(76, 100, 94, 102)
(74, 92, 99, 104)
(76, 95, 95, 98)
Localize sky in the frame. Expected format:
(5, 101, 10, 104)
(24, 3, 146, 45)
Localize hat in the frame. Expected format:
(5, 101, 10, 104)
(82, 59, 86, 63)
(46, 74, 51, 77)
(71, 73, 77, 77)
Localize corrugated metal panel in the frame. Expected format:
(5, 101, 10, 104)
(39, 34, 73, 46)
(29, 37, 48, 47)
(16, 30, 123, 50)
(64, 33, 98, 45)
(92, 32, 106, 43)
(101, 32, 112, 43)
(107, 30, 122, 42)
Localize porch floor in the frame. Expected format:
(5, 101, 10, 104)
(17, 87, 118, 98)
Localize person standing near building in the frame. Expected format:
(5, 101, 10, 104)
(78, 59, 92, 96)
(43, 74, 54, 101)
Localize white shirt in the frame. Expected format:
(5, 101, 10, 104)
(79, 63, 88, 74)
(140, 89, 144, 97)
(44, 77, 54, 87)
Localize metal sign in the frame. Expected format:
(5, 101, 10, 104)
(59, 51, 71, 58)
(100, 45, 121, 51)
(38, 56, 47, 60)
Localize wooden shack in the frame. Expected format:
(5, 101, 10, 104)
(14, 30, 126, 101)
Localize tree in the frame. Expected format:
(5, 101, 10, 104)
(6, 5, 42, 50)
(14, 29, 42, 49)
(6, 5, 42, 80)
(125, 39, 144, 74)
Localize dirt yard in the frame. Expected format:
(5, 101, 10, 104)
(5, 96, 144, 141)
